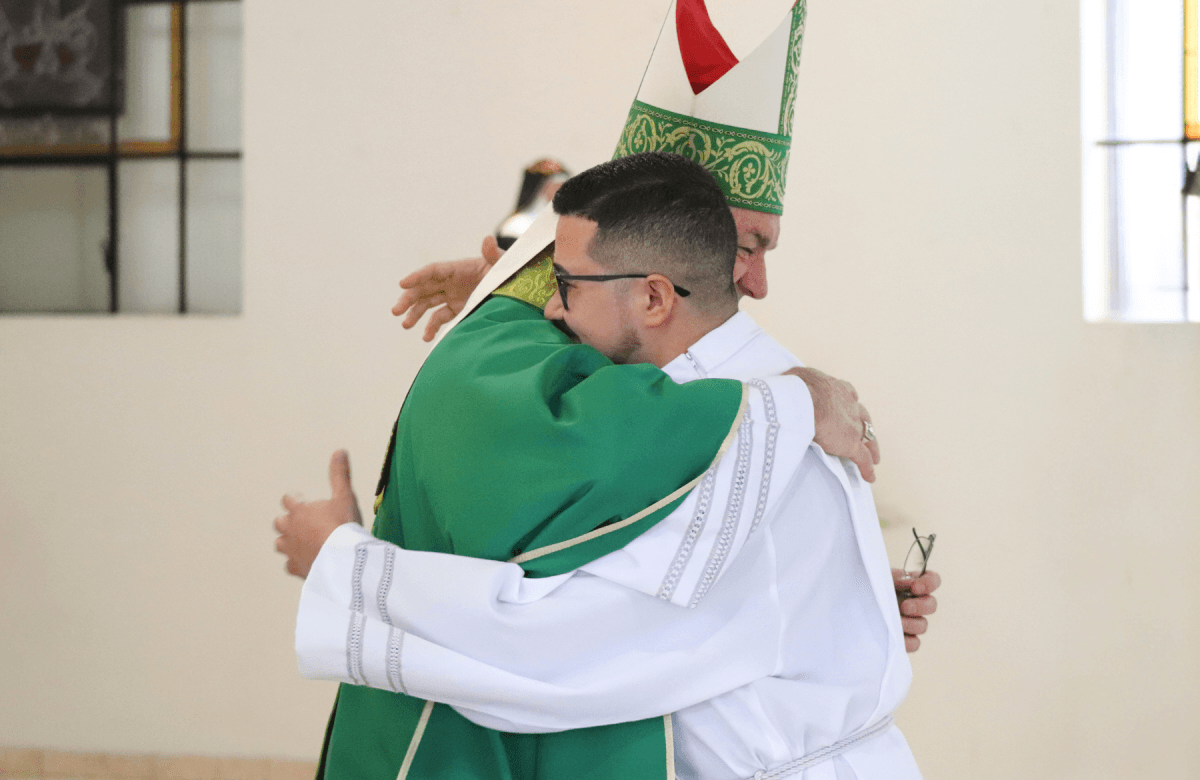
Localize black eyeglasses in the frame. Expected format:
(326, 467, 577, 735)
(903, 528, 936, 578)
(552, 263, 690, 311)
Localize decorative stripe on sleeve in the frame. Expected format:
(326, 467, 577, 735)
(350, 545, 368, 614)
(385, 626, 407, 693)
(747, 379, 780, 534)
(347, 544, 370, 685)
(657, 464, 717, 602)
(377, 545, 396, 626)
(346, 611, 367, 686)
(690, 404, 752, 607)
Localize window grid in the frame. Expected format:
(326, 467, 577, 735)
(0, 0, 242, 314)
(1084, 0, 1197, 322)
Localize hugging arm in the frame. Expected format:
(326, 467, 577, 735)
(293, 376, 815, 730)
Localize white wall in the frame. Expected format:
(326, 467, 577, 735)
(1, 0, 1197, 776)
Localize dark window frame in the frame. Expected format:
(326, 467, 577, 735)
(0, 0, 243, 314)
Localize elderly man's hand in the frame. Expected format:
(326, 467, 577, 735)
(893, 568, 941, 652)
(393, 235, 503, 341)
(784, 366, 881, 482)
(273, 450, 363, 578)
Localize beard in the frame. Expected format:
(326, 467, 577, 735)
(552, 319, 640, 363)
(608, 334, 642, 364)
(607, 318, 643, 365)
(550, 318, 580, 342)
(551, 301, 643, 364)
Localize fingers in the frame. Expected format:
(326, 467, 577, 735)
(275, 519, 293, 574)
(329, 449, 353, 499)
(904, 634, 921, 653)
(281, 493, 301, 511)
(393, 289, 419, 318)
(793, 366, 879, 478)
(395, 285, 450, 323)
(853, 445, 876, 483)
(901, 594, 937, 617)
(402, 293, 448, 329)
(859, 404, 880, 464)
(398, 262, 451, 290)
(481, 235, 503, 265)
(901, 615, 928, 636)
(909, 569, 942, 596)
(423, 305, 458, 342)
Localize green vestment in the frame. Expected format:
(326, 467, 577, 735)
(318, 294, 743, 780)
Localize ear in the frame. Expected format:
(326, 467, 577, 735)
(640, 274, 679, 328)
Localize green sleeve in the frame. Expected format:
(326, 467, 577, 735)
(375, 296, 743, 577)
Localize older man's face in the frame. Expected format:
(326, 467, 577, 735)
(730, 207, 780, 300)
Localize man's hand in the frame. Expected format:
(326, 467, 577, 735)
(273, 450, 364, 578)
(784, 366, 881, 482)
(893, 568, 941, 652)
(392, 235, 504, 342)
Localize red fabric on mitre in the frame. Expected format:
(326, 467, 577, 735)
(675, 0, 739, 95)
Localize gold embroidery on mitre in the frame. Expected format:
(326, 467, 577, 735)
(614, 101, 791, 215)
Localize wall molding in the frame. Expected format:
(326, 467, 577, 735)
(0, 748, 316, 780)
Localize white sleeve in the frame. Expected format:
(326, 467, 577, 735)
(296, 520, 785, 732)
(295, 375, 812, 731)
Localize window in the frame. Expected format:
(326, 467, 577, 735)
(1082, 0, 1199, 322)
(0, 0, 243, 315)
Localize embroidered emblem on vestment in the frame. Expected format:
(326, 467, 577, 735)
(493, 255, 557, 309)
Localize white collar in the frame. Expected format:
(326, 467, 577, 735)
(662, 311, 762, 381)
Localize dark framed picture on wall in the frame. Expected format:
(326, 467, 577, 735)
(0, 0, 124, 116)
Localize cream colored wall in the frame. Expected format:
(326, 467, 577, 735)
(1, 0, 1196, 777)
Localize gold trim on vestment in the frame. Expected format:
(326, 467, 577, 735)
(493, 254, 557, 309)
(664, 714, 676, 780)
(396, 700, 435, 780)
(509, 383, 751, 566)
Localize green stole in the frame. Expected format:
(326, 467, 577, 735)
(320, 296, 742, 780)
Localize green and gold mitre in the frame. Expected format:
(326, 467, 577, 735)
(430, 0, 809, 347)
(613, 0, 807, 215)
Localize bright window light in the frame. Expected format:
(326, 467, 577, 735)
(1082, 0, 1199, 322)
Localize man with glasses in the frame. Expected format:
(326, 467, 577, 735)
(280, 152, 922, 779)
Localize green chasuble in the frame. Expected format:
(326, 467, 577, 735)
(319, 289, 743, 780)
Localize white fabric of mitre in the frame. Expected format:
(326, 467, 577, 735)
(635, 0, 795, 135)
(428, 201, 558, 350)
(705, 0, 795, 59)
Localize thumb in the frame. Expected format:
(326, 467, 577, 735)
(329, 449, 353, 499)
(481, 234, 504, 265)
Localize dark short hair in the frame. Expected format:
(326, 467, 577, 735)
(552, 151, 738, 310)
